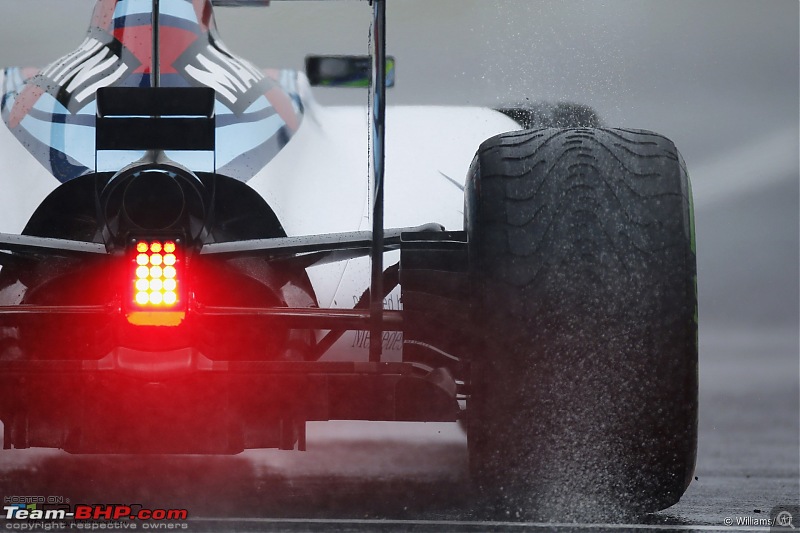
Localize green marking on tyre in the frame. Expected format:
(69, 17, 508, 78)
(687, 173, 696, 255)
(692, 271, 699, 353)
(685, 171, 698, 327)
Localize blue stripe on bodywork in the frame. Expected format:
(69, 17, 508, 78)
(113, 0, 155, 19)
(216, 112, 285, 168)
(113, 14, 153, 29)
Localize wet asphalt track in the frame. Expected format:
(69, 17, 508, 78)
(0, 1, 798, 531)
(0, 321, 797, 533)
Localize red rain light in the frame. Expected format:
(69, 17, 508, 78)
(127, 239, 185, 326)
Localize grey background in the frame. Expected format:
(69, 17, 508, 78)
(0, 0, 796, 527)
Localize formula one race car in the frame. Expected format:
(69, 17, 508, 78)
(0, 0, 697, 515)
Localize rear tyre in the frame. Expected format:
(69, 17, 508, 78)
(466, 128, 697, 517)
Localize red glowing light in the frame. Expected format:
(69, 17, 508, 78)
(128, 239, 183, 325)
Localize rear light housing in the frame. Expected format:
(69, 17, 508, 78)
(126, 239, 186, 326)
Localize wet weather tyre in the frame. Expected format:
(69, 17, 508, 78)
(465, 127, 698, 516)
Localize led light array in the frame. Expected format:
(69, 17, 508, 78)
(133, 240, 179, 307)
